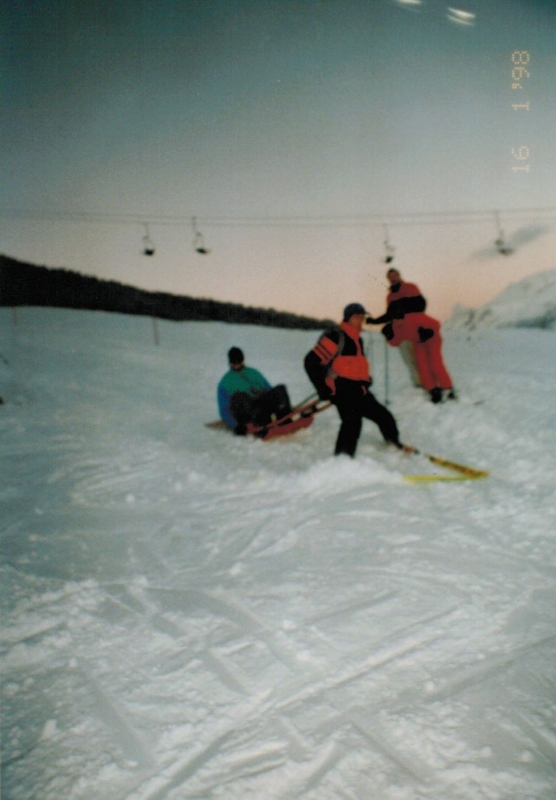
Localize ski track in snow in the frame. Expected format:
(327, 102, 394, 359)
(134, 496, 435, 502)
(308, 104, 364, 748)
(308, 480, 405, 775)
(1, 308, 556, 799)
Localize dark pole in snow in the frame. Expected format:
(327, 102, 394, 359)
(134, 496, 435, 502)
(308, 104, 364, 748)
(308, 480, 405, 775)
(152, 317, 160, 346)
(384, 338, 389, 407)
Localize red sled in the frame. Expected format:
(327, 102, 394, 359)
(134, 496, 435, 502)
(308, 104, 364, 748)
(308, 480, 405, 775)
(206, 400, 331, 441)
(246, 399, 331, 440)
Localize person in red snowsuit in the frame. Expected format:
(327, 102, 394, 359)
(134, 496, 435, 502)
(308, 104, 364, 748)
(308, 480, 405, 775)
(388, 312, 455, 403)
(367, 269, 456, 404)
(304, 303, 405, 456)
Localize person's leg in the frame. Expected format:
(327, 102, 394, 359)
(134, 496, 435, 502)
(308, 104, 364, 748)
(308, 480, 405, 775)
(334, 399, 363, 457)
(267, 384, 292, 419)
(251, 385, 292, 425)
(412, 343, 435, 392)
(427, 335, 453, 390)
(361, 391, 400, 445)
(229, 392, 256, 425)
(399, 340, 422, 387)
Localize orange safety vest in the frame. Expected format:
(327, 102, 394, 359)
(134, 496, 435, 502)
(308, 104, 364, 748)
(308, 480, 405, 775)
(318, 322, 371, 390)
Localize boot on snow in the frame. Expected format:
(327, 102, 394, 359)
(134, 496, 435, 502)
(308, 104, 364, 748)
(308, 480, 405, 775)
(429, 387, 442, 404)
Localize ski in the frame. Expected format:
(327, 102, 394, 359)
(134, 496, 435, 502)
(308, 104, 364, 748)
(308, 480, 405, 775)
(404, 473, 485, 483)
(403, 448, 489, 482)
(205, 419, 228, 429)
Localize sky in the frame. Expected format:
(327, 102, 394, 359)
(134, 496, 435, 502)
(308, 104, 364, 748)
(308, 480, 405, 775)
(1, 0, 555, 321)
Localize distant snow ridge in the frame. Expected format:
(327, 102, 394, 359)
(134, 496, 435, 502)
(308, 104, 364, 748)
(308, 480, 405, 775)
(446, 269, 556, 331)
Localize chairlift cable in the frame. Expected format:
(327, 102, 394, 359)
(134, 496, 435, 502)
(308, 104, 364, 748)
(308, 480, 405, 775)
(0, 206, 554, 228)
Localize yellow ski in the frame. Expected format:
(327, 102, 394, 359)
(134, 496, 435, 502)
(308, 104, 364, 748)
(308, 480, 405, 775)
(404, 449, 489, 483)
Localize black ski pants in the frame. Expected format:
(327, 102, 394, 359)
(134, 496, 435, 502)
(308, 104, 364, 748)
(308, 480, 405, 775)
(230, 384, 291, 427)
(333, 384, 400, 457)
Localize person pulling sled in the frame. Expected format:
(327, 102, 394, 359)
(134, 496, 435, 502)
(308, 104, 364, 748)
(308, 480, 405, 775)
(304, 303, 407, 457)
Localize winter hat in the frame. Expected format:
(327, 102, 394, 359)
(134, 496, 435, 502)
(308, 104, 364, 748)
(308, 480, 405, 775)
(343, 302, 367, 322)
(228, 346, 245, 364)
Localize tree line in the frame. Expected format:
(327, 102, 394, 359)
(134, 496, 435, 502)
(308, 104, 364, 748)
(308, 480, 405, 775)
(0, 255, 333, 330)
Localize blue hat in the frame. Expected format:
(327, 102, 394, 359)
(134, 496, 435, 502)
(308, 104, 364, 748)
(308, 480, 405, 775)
(343, 302, 367, 321)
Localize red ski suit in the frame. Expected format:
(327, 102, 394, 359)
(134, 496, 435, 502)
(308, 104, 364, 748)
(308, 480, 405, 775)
(385, 280, 423, 341)
(389, 312, 453, 392)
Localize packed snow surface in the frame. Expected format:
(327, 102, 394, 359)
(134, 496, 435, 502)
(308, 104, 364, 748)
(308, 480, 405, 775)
(446, 268, 556, 331)
(1, 307, 556, 800)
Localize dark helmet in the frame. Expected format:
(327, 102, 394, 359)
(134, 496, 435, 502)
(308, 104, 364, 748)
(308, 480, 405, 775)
(228, 346, 245, 365)
(343, 303, 367, 322)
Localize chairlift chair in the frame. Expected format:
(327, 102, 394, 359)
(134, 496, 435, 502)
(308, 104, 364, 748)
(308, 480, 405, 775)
(142, 223, 156, 256)
(192, 217, 210, 254)
(382, 224, 395, 263)
(494, 211, 514, 256)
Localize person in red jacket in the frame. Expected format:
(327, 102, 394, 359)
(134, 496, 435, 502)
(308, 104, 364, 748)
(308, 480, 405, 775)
(367, 269, 456, 403)
(375, 268, 427, 321)
(304, 303, 406, 457)
(388, 312, 456, 403)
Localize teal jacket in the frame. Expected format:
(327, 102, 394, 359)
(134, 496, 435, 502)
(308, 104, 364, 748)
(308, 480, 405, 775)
(217, 366, 271, 428)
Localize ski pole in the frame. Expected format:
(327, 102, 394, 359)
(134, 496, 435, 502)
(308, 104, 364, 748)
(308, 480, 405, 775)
(384, 338, 390, 407)
(293, 391, 318, 411)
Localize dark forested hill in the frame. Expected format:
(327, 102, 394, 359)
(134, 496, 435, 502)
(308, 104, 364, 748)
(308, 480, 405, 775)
(0, 256, 332, 330)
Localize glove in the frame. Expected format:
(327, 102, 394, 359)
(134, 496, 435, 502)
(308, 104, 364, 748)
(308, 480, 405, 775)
(418, 326, 434, 343)
(234, 423, 247, 436)
(381, 323, 394, 341)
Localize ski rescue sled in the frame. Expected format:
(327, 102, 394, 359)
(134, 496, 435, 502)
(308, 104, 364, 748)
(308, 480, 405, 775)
(205, 398, 331, 441)
(248, 398, 331, 440)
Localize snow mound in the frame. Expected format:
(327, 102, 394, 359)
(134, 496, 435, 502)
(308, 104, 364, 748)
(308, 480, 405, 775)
(445, 269, 556, 330)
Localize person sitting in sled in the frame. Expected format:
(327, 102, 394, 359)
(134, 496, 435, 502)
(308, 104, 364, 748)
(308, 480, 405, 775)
(367, 269, 456, 403)
(217, 347, 291, 435)
(304, 303, 406, 457)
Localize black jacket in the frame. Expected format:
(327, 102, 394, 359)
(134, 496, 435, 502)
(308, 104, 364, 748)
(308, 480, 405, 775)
(370, 293, 426, 324)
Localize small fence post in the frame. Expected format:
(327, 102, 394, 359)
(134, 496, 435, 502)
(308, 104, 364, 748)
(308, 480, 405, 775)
(152, 317, 160, 346)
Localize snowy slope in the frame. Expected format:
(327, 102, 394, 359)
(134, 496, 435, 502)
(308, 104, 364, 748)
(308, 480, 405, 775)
(1, 307, 556, 800)
(446, 268, 556, 330)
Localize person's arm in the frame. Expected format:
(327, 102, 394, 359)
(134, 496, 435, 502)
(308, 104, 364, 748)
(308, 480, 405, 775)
(368, 294, 426, 324)
(217, 384, 237, 429)
(367, 309, 391, 325)
(254, 370, 272, 392)
(392, 294, 426, 316)
(304, 330, 339, 399)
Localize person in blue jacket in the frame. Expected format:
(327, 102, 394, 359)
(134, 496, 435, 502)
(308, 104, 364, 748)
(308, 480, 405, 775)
(217, 347, 291, 435)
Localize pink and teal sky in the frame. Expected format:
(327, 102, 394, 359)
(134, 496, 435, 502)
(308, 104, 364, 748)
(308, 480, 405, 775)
(2, 0, 555, 321)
